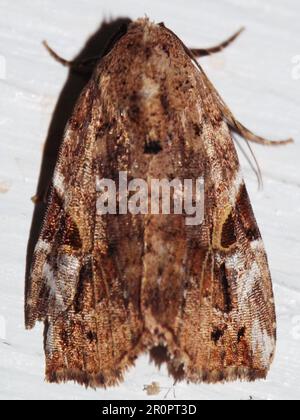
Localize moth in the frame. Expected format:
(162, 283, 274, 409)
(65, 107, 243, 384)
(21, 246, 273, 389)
(26, 18, 292, 387)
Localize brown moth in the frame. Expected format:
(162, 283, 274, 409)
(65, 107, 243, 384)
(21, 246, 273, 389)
(25, 18, 292, 387)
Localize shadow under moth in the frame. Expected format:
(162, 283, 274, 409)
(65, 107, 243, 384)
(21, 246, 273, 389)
(25, 18, 293, 387)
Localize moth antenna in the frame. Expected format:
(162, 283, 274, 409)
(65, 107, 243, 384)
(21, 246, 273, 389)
(230, 119, 294, 146)
(42, 41, 74, 67)
(43, 21, 131, 72)
(198, 62, 293, 146)
(43, 41, 99, 73)
(188, 51, 294, 147)
(161, 25, 269, 187)
(190, 27, 245, 57)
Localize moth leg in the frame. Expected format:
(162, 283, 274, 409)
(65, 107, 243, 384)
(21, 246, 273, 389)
(43, 41, 98, 74)
(191, 27, 245, 57)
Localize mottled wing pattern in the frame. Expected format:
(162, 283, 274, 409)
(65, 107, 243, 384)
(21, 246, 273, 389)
(26, 64, 145, 387)
(139, 68, 276, 382)
(179, 38, 276, 384)
(126, 21, 276, 382)
(26, 18, 276, 387)
(172, 117, 276, 382)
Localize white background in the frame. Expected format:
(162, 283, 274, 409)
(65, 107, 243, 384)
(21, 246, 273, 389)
(0, 0, 299, 400)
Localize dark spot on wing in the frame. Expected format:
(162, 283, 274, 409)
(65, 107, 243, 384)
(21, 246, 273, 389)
(96, 373, 106, 385)
(128, 92, 140, 122)
(193, 123, 203, 137)
(238, 327, 246, 343)
(219, 262, 232, 313)
(86, 330, 98, 343)
(236, 184, 261, 242)
(162, 44, 170, 56)
(221, 211, 237, 248)
(160, 94, 169, 113)
(144, 47, 152, 59)
(144, 140, 163, 154)
(221, 350, 226, 362)
(41, 190, 63, 242)
(211, 327, 224, 344)
(245, 227, 261, 242)
(74, 260, 92, 313)
(97, 121, 114, 139)
(108, 241, 118, 256)
(60, 329, 69, 344)
(60, 213, 82, 250)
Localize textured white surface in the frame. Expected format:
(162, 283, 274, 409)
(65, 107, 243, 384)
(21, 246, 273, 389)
(0, 0, 299, 400)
